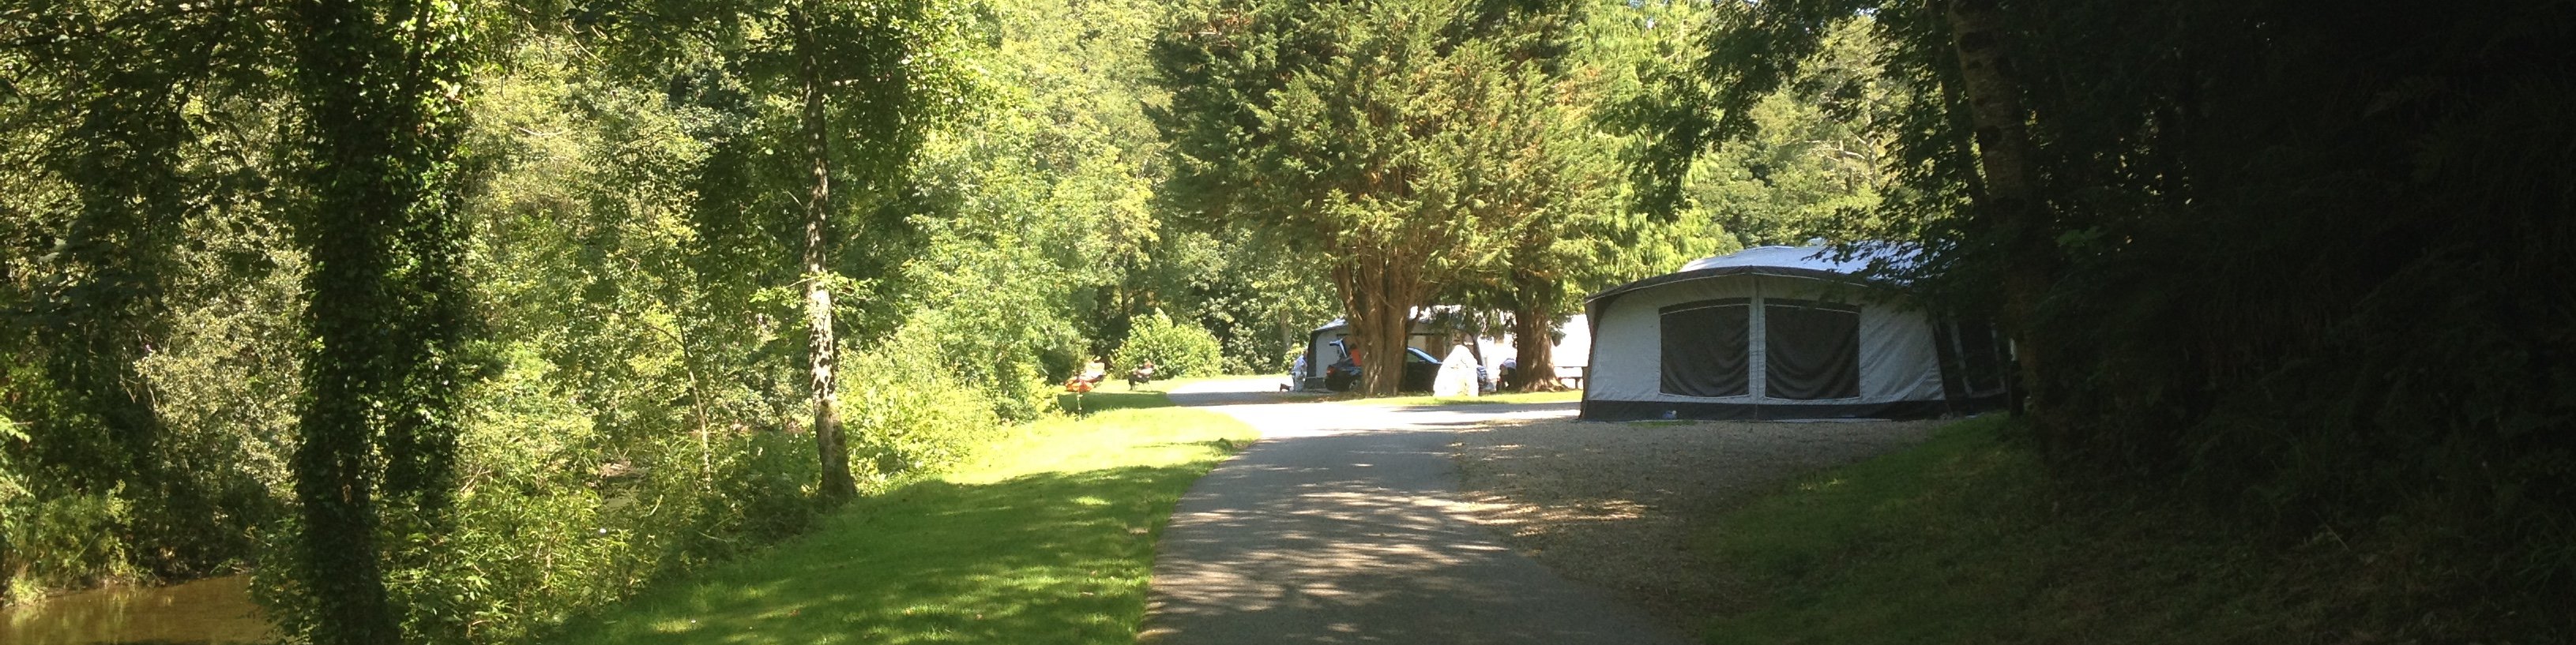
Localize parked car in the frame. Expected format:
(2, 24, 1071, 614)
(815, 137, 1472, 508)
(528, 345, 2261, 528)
(1322, 343, 1476, 392)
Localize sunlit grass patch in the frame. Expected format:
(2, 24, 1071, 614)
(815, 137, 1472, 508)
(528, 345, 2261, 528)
(561, 396, 1257, 645)
(1348, 389, 1585, 407)
(1053, 390, 1173, 414)
(1147, 374, 1288, 390)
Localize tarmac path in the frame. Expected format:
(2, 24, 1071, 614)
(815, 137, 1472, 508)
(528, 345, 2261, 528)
(1141, 378, 1695, 645)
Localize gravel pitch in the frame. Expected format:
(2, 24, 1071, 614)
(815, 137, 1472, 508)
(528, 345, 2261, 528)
(1449, 418, 1940, 627)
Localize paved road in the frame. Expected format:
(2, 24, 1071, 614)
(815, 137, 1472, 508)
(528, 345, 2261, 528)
(1142, 380, 1695, 645)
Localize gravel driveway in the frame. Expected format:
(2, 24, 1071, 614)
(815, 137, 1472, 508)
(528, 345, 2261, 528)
(1149, 381, 1692, 645)
(1148, 377, 1938, 640)
(1449, 417, 1939, 627)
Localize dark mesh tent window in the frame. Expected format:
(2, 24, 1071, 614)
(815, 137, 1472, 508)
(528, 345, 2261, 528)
(1660, 299, 1750, 397)
(1951, 318, 2006, 396)
(1764, 300, 1861, 399)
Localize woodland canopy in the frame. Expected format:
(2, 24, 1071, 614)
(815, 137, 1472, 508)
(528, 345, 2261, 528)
(2, 0, 2567, 643)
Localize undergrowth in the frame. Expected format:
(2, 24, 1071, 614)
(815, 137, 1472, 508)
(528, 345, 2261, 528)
(1700, 415, 2572, 645)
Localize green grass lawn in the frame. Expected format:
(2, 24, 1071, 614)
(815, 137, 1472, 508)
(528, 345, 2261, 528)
(1065, 373, 1300, 396)
(1695, 415, 2498, 644)
(1344, 388, 1584, 407)
(1137, 374, 1288, 391)
(558, 392, 1256, 645)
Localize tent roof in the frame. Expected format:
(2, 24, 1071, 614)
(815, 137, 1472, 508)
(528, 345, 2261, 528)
(1675, 245, 1890, 274)
(1587, 244, 1914, 306)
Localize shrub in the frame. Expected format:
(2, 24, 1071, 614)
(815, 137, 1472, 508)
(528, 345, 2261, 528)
(1113, 311, 1224, 379)
(841, 325, 1005, 483)
(0, 414, 26, 602)
(2, 489, 136, 598)
(0, 411, 143, 598)
(694, 431, 825, 546)
(890, 291, 1080, 422)
(253, 347, 619, 645)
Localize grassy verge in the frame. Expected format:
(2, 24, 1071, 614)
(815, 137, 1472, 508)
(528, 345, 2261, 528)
(1071, 374, 1317, 397)
(558, 392, 1257, 645)
(1140, 374, 1288, 392)
(1347, 389, 1584, 407)
(1697, 416, 2493, 644)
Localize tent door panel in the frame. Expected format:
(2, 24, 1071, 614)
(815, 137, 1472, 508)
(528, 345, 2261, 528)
(1763, 299, 1861, 400)
(1953, 318, 2007, 396)
(1659, 299, 1751, 397)
(1933, 317, 1969, 403)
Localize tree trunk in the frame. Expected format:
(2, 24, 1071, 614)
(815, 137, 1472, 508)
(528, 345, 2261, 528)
(1944, 0, 2057, 425)
(1361, 298, 1408, 396)
(285, 0, 472, 642)
(1504, 266, 1567, 392)
(1335, 257, 1424, 396)
(1509, 309, 1561, 392)
(797, 1, 856, 502)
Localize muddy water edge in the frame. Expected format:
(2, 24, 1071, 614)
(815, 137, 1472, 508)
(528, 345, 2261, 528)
(0, 575, 275, 645)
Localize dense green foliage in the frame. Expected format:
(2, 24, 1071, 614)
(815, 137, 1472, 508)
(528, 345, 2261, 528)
(0, 0, 1190, 641)
(0, 2, 297, 595)
(1110, 312, 1223, 380)
(1653, 0, 2576, 635)
(2, 0, 2566, 640)
(1145, 0, 1836, 392)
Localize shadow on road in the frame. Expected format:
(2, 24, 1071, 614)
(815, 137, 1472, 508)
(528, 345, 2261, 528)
(1142, 378, 1690, 645)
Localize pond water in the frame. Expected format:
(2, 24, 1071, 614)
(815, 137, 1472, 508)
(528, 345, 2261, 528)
(0, 575, 276, 645)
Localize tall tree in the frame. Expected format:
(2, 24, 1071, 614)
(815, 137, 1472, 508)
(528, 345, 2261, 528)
(1935, 0, 2054, 421)
(1652, 1, 2576, 631)
(788, 0, 856, 501)
(1445, 62, 1621, 392)
(582, 0, 974, 500)
(1442, 0, 1711, 392)
(281, 0, 476, 641)
(1151, 0, 1578, 395)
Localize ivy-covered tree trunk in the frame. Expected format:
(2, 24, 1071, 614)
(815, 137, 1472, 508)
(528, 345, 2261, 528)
(795, 0, 857, 502)
(284, 0, 473, 643)
(1943, 0, 2057, 426)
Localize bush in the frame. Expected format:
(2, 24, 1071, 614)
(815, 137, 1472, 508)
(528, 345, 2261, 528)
(251, 347, 614, 645)
(0, 405, 149, 602)
(1113, 312, 1223, 379)
(691, 431, 825, 546)
(841, 325, 1005, 482)
(896, 295, 1080, 422)
(2, 489, 137, 599)
(0, 414, 28, 602)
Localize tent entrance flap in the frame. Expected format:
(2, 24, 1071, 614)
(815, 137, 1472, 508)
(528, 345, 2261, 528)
(1658, 298, 1750, 397)
(1762, 299, 1861, 400)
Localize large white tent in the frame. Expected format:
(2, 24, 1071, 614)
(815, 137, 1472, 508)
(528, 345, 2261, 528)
(1578, 245, 2007, 421)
